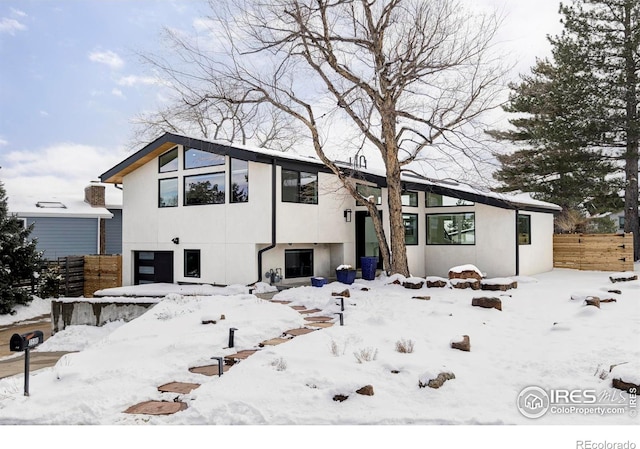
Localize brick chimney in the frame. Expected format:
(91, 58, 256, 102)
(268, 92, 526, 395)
(84, 183, 106, 208)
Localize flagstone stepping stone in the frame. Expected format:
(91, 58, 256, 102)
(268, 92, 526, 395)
(225, 349, 259, 362)
(270, 300, 292, 304)
(290, 305, 306, 310)
(306, 322, 334, 328)
(304, 316, 333, 322)
(259, 337, 290, 347)
(283, 328, 316, 337)
(189, 364, 232, 376)
(124, 400, 187, 415)
(298, 308, 322, 314)
(157, 382, 200, 394)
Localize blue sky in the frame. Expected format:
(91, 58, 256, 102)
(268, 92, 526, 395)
(0, 0, 564, 205)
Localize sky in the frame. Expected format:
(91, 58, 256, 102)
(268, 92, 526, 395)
(0, 0, 565, 205)
(0, 265, 638, 444)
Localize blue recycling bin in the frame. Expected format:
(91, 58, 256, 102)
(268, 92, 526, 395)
(336, 269, 357, 285)
(360, 256, 378, 280)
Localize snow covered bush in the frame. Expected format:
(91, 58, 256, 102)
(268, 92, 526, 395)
(395, 338, 415, 353)
(353, 347, 378, 363)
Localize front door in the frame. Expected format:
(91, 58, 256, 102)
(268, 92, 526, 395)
(355, 211, 383, 269)
(134, 251, 174, 285)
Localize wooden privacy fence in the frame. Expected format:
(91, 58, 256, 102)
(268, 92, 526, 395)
(553, 233, 634, 272)
(58, 256, 85, 297)
(83, 255, 122, 297)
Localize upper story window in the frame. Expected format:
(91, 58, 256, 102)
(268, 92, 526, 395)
(357, 184, 382, 205)
(427, 212, 475, 245)
(159, 178, 178, 207)
(184, 173, 225, 205)
(426, 192, 473, 207)
(159, 147, 179, 173)
(230, 158, 249, 203)
(184, 147, 225, 170)
(402, 191, 419, 207)
(282, 169, 318, 204)
(518, 214, 531, 245)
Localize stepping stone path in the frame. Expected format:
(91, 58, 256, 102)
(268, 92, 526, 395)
(126, 293, 339, 416)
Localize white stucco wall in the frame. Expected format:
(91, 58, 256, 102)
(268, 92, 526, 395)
(518, 211, 554, 275)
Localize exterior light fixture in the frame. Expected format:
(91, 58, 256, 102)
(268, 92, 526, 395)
(172, 237, 180, 244)
(344, 209, 352, 222)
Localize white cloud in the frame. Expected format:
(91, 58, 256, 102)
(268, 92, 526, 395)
(0, 17, 27, 35)
(0, 142, 128, 203)
(111, 88, 125, 98)
(10, 8, 27, 17)
(0, 137, 7, 146)
(39, 110, 49, 117)
(88, 50, 125, 70)
(116, 74, 163, 86)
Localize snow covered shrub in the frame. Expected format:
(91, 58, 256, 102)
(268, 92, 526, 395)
(353, 347, 378, 363)
(395, 339, 415, 353)
(38, 265, 61, 299)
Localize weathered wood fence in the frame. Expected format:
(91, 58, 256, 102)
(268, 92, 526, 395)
(83, 255, 122, 297)
(553, 233, 634, 272)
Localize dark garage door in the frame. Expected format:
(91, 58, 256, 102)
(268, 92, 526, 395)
(134, 251, 174, 285)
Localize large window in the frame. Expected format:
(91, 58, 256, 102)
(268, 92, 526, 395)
(357, 184, 382, 205)
(426, 192, 473, 207)
(184, 249, 201, 278)
(403, 214, 418, 245)
(285, 249, 314, 278)
(159, 147, 178, 173)
(402, 191, 419, 207)
(518, 214, 531, 245)
(427, 213, 475, 245)
(184, 147, 225, 170)
(159, 178, 178, 207)
(230, 158, 249, 203)
(184, 173, 225, 205)
(282, 169, 318, 204)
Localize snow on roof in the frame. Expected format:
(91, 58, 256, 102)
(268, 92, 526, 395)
(9, 195, 113, 219)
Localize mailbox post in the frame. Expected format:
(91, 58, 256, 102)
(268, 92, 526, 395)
(9, 330, 44, 396)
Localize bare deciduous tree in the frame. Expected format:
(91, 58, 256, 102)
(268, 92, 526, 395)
(144, 0, 507, 275)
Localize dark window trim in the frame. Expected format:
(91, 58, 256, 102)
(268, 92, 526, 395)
(426, 212, 476, 245)
(281, 169, 318, 205)
(184, 249, 201, 278)
(184, 146, 226, 170)
(284, 248, 314, 278)
(403, 213, 419, 246)
(518, 214, 532, 245)
(158, 146, 179, 173)
(183, 172, 226, 206)
(402, 191, 419, 207)
(158, 177, 179, 208)
(426, 191, 474, 208)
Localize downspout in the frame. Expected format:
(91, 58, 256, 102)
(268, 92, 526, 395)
(252, 158, 277, 285)
(515, 209, 520, 276)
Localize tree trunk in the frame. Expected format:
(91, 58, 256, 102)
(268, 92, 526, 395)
(386, 160, 410, 276)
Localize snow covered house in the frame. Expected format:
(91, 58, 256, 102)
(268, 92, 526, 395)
(100, 133, 561, 286)
(9, 183, 122, 260)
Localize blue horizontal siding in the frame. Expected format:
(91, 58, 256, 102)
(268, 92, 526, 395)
(26, 217, 98, 260)
(105, 209, 122, 254)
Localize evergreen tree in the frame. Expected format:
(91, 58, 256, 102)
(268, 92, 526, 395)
(0, 179, 42, 315)
(491, 0, 639, 258)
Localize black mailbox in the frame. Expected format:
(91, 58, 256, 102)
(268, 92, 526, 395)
(10, 331, 44, 352)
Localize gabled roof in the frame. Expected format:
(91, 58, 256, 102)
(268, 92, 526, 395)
(9, 197, 113, 219)
(100, 132, 561, 214)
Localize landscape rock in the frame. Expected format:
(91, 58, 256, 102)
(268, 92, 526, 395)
(600, 298, 617, 303)
(585, 297, 601, 308)
(412, 295, 431, 301)
(448, 266, 483, 281)
(426, 278, 448, 288)
(332, 289, 350, 298)
(333, 394, 349, 402)
(609, 273, 638, 283)
(356, 385, 374, 396)
(403, 280, 424, 289)
(471, 297, 502, 311)
(450, 335, 470, 352)
(612, 378, 639, 393)
(451, 279, 480, 290)
(419, 371, 456, 389)
(480, 278, 518, 291)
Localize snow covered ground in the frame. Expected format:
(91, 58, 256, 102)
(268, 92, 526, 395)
(0, 266, 638, 447)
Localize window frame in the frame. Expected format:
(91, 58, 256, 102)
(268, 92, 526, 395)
(230, 158, 249, 203)
(183, 147, 225, 170)
(426, 192, 474, 208)
(356, 184, 382, 205)
(158, 177, 179, 208)
(426, 212, 476, 245)
(183, 172, 226, 206)
(184, 249, 201, 278)
(403, 213, 419, 245)
(159, 147, 179, 173)
(401, 191, 419, 207)
(284, 249, 314, 278)
(281, 169, 318, 204)
(518, 214, 532, 245)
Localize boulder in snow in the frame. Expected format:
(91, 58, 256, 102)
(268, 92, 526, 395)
(610, 362, 639, 393)
(585, 297, 600, 308)
(450, 335, 470, 352)
(332, 289, 350, 298)
(471, 296, 502, 311)
(426, 277, 448, 288)
(448, 264, 483, 281)
(451, 278, 480, 290)
(609, 272, 638, 283)
(419, 371, 456, 389)
(333, 394, 349, 402)
(403, 278, 424, 289)
(356, 385, 375, 396)
(480, 278, 518, 291)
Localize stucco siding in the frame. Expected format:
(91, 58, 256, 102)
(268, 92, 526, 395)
(518, 212, 554, 275)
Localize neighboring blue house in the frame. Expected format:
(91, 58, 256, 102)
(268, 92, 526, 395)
(9, 183, 122, 260)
